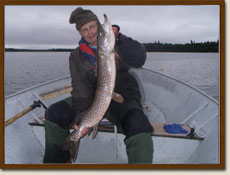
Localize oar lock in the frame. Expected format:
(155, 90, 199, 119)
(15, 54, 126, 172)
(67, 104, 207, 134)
(31, 100, 47, 109)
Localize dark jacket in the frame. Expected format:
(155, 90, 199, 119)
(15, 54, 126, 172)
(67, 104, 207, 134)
(69, 33, 146, 115)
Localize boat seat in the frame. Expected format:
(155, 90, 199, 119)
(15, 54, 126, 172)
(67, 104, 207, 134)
(28, 117, 203, 140)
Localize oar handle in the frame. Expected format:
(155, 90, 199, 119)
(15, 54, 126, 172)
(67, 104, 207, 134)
(5, 101, 42, 127)
(5, 106, 34, 127)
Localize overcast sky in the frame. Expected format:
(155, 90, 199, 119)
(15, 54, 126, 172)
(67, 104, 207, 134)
(5, 5, 219, 49)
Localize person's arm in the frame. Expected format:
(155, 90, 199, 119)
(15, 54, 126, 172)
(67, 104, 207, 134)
(116, 33, 146, 68)
(70, 54, 92, 111)
(69, 50, 92, 135)
(69, 49, 94, 115)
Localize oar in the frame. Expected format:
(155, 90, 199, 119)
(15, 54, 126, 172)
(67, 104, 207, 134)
(5, 100, 46, 127)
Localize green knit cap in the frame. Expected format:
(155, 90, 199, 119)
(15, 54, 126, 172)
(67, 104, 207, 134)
(69, 7, 98, 30)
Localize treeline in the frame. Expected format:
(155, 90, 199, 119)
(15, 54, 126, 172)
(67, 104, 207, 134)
(143, 40, 219, 52)
(5, 48, 73, 52)
(6, 40, 219, 52)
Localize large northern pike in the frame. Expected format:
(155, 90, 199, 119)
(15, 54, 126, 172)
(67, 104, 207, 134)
(63, 14, 120, 162)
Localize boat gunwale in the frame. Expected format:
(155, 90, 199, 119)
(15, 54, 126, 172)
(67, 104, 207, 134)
(130, 68, 219, 105)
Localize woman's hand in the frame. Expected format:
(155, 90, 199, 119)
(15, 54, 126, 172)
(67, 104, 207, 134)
(73, 124, 89, 138)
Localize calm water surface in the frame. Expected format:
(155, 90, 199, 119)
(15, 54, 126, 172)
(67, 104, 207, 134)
(145, 52, 219, 101)
(4, 52, 219, 101)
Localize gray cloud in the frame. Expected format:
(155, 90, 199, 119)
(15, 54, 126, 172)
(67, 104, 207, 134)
(5, 5, 219, 49)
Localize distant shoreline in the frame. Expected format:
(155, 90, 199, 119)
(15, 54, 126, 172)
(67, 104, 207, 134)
(5, 49, 219, 53)
(5, 40, 219, 53)
(5, 48, 74, 52)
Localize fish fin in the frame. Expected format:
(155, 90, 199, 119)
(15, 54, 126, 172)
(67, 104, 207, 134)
(87, 127, 93, 136)
(112, 92, 124, 103)
(91, 124, 99, 139)
(63, 132, 80, 162)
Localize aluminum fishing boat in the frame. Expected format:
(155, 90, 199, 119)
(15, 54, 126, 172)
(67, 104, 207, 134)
(4, 68, 219, 164)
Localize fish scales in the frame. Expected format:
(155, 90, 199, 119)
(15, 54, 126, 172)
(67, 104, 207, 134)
(63, 14, 116, 162)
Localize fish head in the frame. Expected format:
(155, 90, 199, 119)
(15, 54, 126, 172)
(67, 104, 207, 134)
(102, 14, 111, 33)
(98, 14, 115, 51)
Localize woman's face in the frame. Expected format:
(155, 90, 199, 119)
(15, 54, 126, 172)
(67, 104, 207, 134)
(79, 20, 98, 46)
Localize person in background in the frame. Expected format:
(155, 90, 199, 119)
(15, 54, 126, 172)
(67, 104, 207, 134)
(43, 7, 154, 164)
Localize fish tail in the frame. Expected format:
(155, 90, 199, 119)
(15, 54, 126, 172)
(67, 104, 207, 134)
(63, 136, 80, 162)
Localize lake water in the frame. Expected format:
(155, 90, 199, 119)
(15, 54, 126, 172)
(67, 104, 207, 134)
(4, 52, 219, 101)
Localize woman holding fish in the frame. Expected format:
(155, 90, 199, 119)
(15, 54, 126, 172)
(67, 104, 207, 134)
(43, 7, 153, 164)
